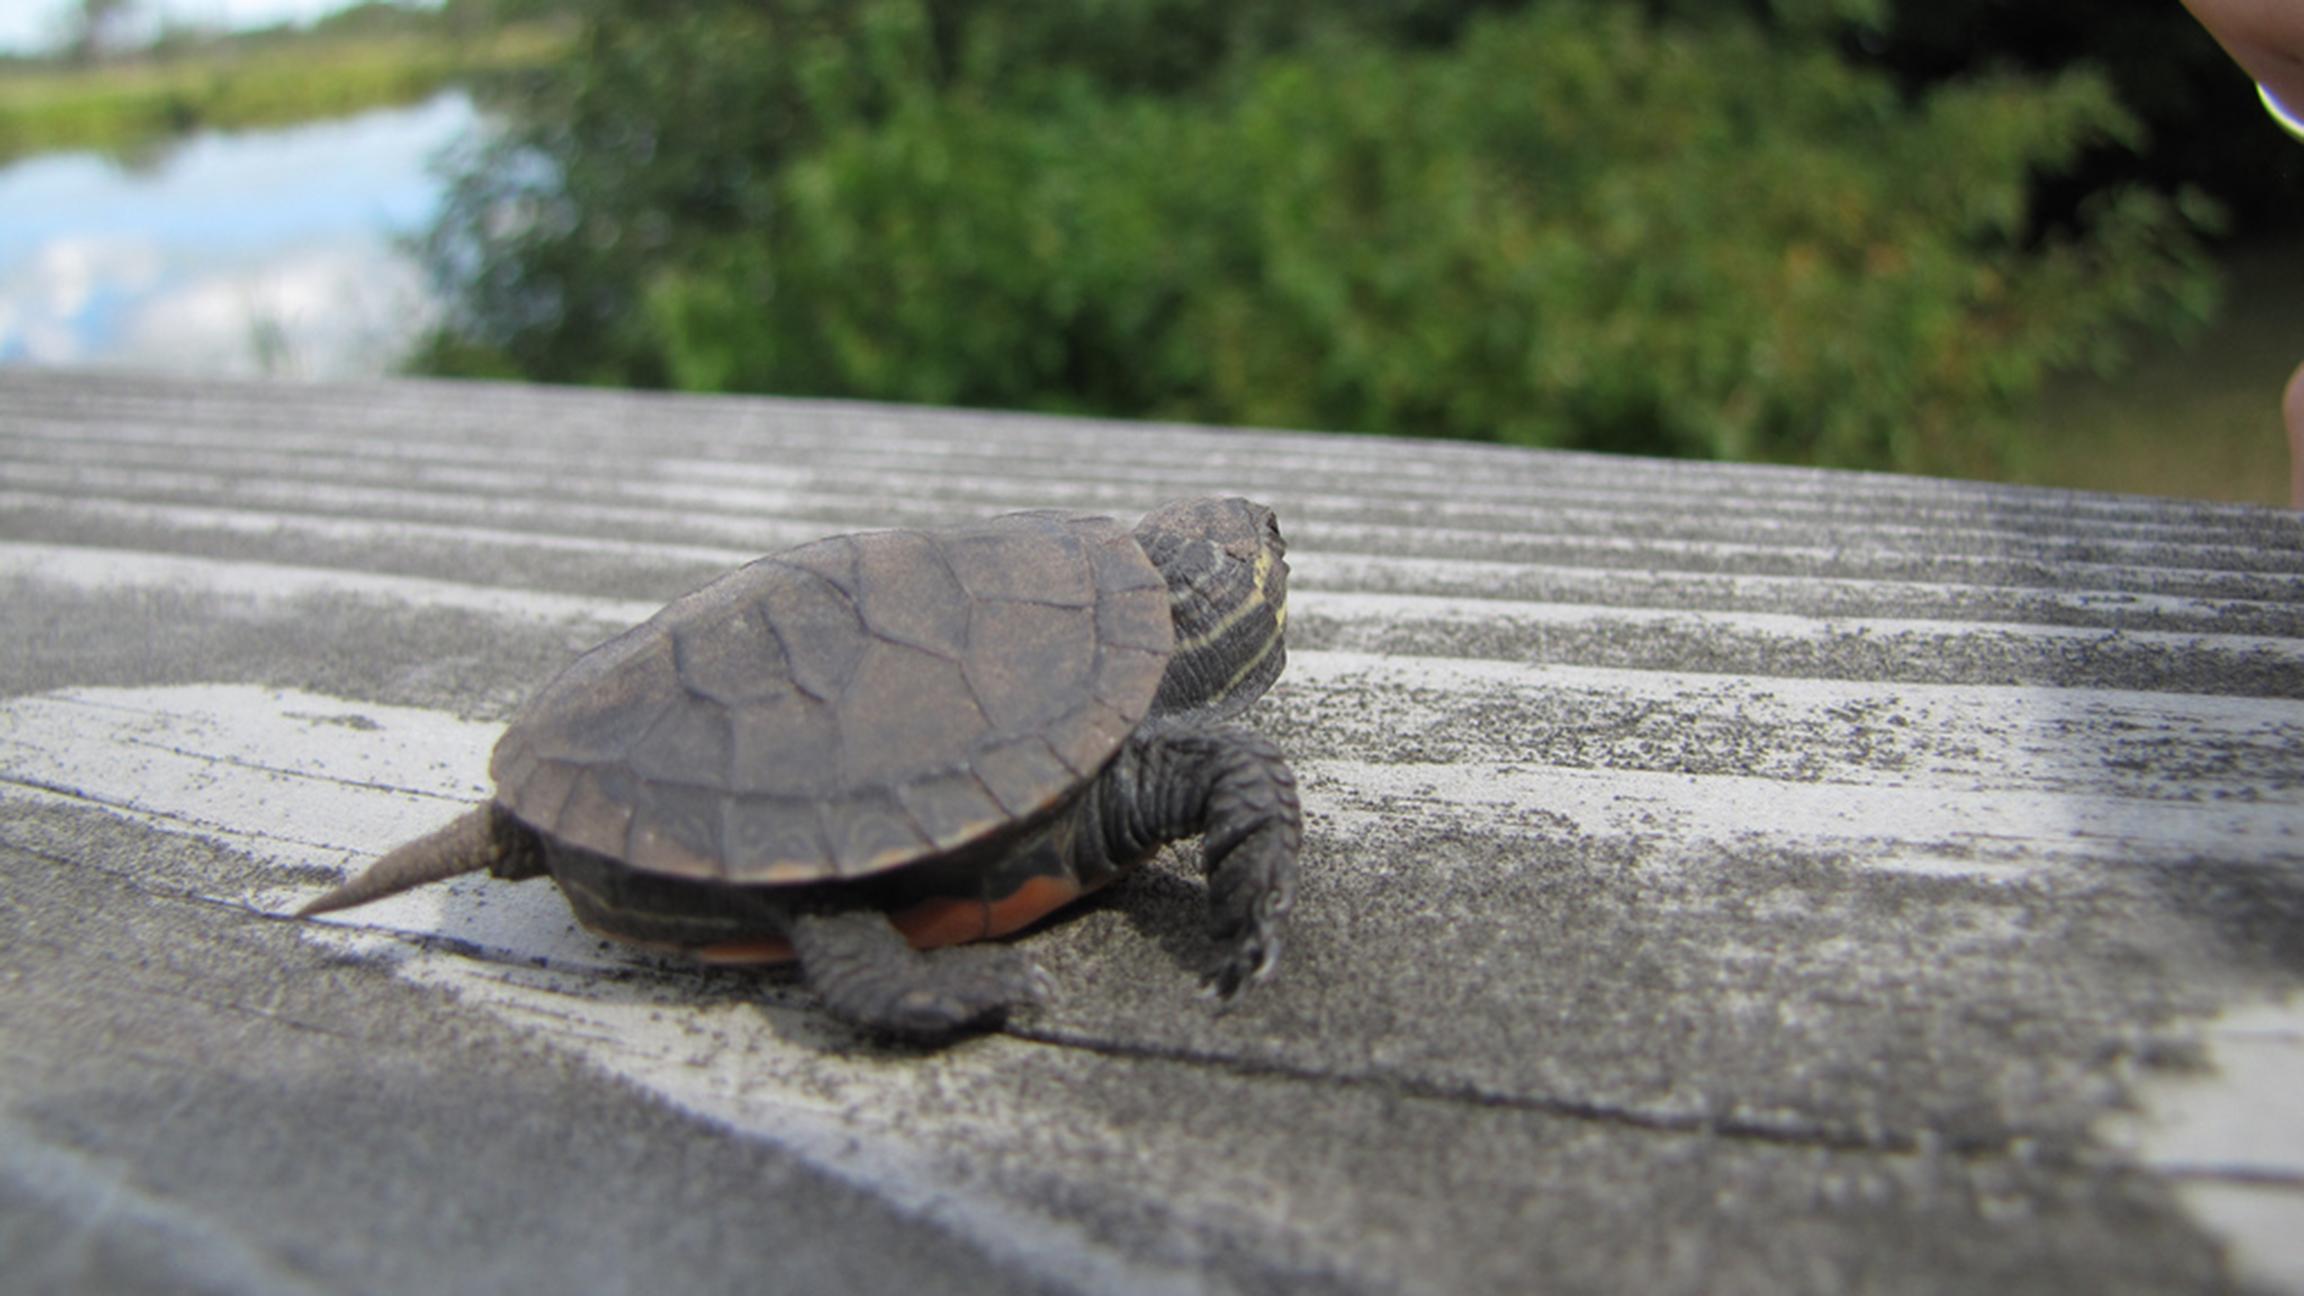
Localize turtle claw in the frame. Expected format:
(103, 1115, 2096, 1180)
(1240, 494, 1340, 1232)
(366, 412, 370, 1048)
(1022, 958, 1058, 1004)
(1200, 927, 1280, 1003)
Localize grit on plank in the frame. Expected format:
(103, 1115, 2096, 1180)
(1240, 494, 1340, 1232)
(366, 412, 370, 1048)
(7, 371, 2293, 535)
(27, 530, 2287, 843)
(1281, 651, 2304, 801)
(9, 477, 2296, 646)
(2, 368, 2301, 1296)
(9, 455, 2299, 600)
(0, 539, 658, 627)
(0, 678, 2290, 1291)
(8, 410, 2291, 559)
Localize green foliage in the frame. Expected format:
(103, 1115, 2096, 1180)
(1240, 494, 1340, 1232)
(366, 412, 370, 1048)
(313, 3, 456, 37)
(1868, 0, 2303, 239)
(417, 0, 2216, 471)
(0, 22, 569, 164)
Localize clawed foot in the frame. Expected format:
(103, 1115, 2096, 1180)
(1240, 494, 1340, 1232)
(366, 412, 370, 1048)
(1201, 915, 1281, 1003)
(861, 945, 1053, 1041)
(1202, 828, 1293, 1004)
(786, 908, 1052, 1043)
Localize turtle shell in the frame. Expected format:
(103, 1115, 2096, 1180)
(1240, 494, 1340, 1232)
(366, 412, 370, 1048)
(486, 512, 1175, 885)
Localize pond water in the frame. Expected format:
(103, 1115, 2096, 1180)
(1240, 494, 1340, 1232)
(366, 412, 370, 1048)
(0, 92, 477, 381)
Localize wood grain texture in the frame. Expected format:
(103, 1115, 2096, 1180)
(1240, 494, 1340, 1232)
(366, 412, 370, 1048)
(2, 368, 2299, 1295)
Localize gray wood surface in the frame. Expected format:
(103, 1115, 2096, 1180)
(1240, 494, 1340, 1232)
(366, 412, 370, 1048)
(2, 367, 2300, 1295)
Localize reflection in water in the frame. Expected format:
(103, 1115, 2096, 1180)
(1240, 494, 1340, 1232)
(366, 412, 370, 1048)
(0, 93, 477, 381)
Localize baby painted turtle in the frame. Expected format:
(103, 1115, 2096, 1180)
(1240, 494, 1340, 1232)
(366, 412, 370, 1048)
(300, 497, 1301, 1040)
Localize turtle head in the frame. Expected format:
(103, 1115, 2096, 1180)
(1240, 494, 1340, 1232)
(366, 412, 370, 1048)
(1134, 497, 1289, 718)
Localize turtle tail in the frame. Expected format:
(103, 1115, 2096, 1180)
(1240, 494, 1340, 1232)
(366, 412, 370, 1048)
(297, 805, 525, 917)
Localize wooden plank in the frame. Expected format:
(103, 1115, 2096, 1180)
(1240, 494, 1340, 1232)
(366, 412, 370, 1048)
(1, 368, 2299, 1294)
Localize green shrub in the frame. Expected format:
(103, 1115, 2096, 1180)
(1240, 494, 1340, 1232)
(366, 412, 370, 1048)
(0, 26, 567, 163)
(420, 0, 2216, 471)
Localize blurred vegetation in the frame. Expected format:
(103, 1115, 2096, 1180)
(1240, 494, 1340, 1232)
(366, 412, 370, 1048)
(2018, 242, 2303, 508)
(412, 0, 2248, 474)
(1868, 1, 2303, 243)
(5, 0, 2287, 478)
(0, 3, 569, 164)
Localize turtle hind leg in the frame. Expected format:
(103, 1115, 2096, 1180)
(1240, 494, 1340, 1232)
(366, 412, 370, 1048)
(784, 909, 1050, 1041)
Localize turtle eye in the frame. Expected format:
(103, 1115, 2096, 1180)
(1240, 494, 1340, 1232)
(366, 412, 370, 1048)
(1164, 539, 1225, 603)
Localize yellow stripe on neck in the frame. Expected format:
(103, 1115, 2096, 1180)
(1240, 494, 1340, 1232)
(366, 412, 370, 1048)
(1206, 624, 1283, 706)
(1173, 547, 1278, 654)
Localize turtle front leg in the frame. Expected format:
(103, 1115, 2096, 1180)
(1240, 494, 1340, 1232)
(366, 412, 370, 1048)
(1097, 716, 1303, 997)
(783, 909, 1049, 1041)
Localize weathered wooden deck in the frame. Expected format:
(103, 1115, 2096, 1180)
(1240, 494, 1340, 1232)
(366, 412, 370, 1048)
(2, 368, 2300, 1295)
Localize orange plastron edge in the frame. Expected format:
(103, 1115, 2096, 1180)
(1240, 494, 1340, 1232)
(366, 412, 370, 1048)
(692, 874, 1104, 966)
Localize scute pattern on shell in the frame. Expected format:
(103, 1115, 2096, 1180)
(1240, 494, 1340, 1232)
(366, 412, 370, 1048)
(489, 512, 1175, 883)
